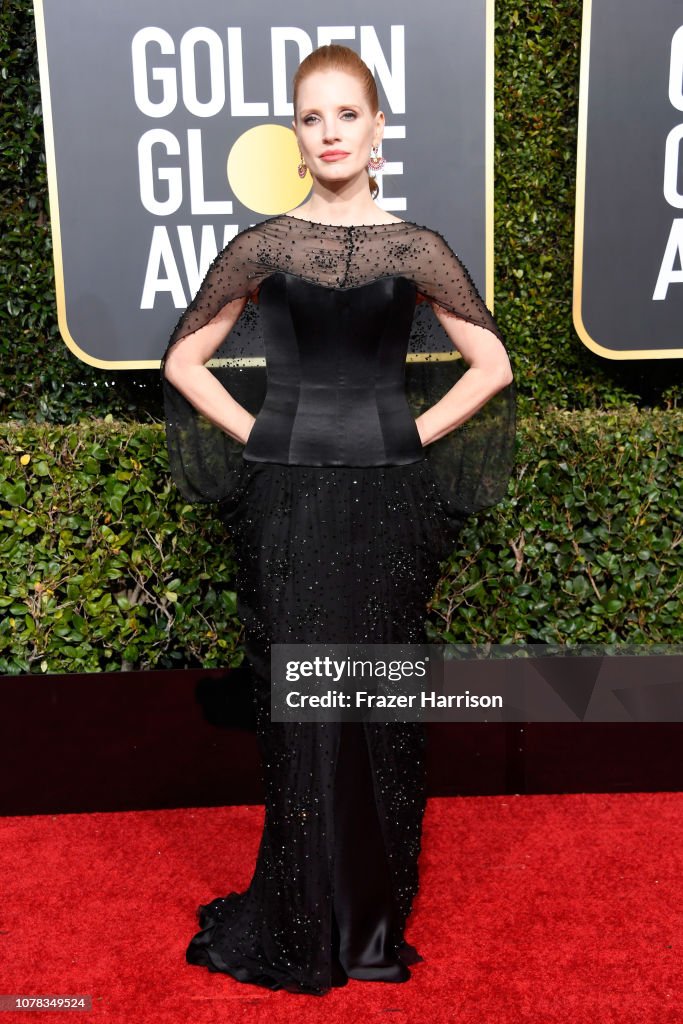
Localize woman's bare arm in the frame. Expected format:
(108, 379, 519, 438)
(415, 301, 514, 447)
(163, 294, 256, 444)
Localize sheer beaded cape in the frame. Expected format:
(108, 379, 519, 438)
(161, 214, 516, 524)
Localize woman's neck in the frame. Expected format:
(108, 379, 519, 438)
(288, 182, 401, 226)
(286, 199, 401, 226)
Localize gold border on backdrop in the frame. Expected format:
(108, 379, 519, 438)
(573, 0, 683, 360)
(34, 0, 495, 369)
(486, 0, 494, 311)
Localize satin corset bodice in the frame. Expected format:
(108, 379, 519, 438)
(242, 272, 424, 467)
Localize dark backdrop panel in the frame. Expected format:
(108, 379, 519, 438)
(576, 0, 683, 357)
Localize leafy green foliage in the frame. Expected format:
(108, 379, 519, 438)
(1, 414, 680, 673)
(427, 408, 683, 644)
(0, 421, 244, 672)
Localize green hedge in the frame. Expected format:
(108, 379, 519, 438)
(1, 0, 681, 422)
(0, 421, 241, 673)
(1, 412, 681, 674)
(427, 408, 683, 645)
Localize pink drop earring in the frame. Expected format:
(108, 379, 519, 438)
(297, 152, 307, 179)
(367, 145, 386, 172)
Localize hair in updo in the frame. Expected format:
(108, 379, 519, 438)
(292, 44, 381, 199)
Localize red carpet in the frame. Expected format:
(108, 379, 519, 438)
(1, 792, 681, 1023)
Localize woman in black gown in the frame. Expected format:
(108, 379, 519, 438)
(162, 44, 515, 996)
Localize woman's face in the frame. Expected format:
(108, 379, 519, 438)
(292, 69, 384, 189)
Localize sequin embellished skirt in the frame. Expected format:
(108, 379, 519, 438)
(185, 458, 461, 995)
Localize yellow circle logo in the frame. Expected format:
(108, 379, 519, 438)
(227, 124, 311, 215)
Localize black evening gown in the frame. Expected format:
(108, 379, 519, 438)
(161, 215, 516, 996)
